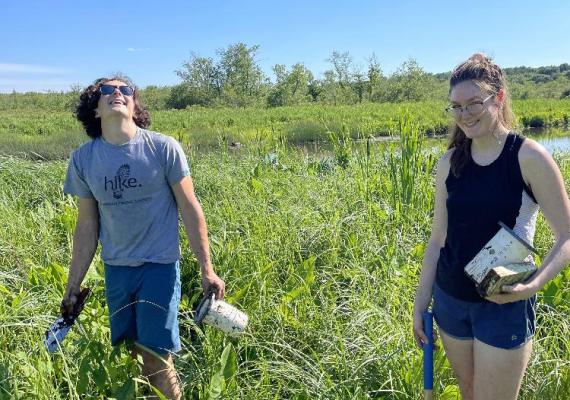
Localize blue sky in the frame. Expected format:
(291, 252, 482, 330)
(2, 0, 569, 92)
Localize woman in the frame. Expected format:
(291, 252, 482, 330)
(61, 75, 225, 399)
(413, 54, 570, 399)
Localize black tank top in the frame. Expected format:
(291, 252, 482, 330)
(436, 133, 537, 302)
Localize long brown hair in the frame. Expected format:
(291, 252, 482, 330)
(448, 53, 515, 176)
(75, 74, 151, 139)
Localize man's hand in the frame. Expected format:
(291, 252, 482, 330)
(61, 285, 80, 318)
(61, 286, 90, 319)
(202, 270, 225, 300)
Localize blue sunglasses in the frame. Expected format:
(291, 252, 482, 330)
(100, 84, 134, 96)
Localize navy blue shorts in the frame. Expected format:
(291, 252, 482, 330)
(104, 261, 181, 355)
(433, 284, 536, 349)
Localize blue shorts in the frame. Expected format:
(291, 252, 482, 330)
(104, 261, 181, 355)
(433, 284, 536, 349)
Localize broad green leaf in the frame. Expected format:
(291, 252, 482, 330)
(221, 344, 237, 381)
(150, 385, 168, 400)
(92, 365, 108, 391)
(208, 371, 224, 399)
(301, 256, 315, 286)
(248, 177, 263, 192)
(440, 384, 461, 399)
(114, 379, 135, 400)
(0, 284, 10, 296)
(282, 285, 305, 303)
(76, 357, 91, 395)
(411, 243, 426, 259)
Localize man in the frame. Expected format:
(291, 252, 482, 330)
(61, 75, 224, 399)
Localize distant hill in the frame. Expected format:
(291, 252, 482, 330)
(434, 63, 570, 99)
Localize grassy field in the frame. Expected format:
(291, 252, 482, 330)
(1, 114, 570, 399)
(1, 99, 569, 161)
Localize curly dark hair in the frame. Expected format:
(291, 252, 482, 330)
(75, 74, 151, 138)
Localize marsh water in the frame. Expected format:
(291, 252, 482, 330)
(526, 128, 570, 154)
(290, 127, 570, 157)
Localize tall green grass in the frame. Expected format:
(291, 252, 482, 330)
(1, 120, 570, 398)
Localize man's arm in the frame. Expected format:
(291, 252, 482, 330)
(171, 176, 225, 299)
(61, 197, 99, 316)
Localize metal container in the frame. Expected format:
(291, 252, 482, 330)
(195, 293, 248, 336)
(464, 221, 537, 287)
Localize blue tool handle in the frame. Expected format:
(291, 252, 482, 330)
(422, 311, 434, 390)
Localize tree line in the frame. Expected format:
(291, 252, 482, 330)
(1, 43, 570, 111)
(168, 44, 448, 108)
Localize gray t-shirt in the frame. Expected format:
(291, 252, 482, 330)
(64, 128, 190, 266)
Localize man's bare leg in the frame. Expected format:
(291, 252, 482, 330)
(131, 345, 181, 400)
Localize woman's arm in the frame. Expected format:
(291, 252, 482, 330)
(488, 139, 570, 304)
(171, 176, 225, 299)
(413, 150, 451, 347)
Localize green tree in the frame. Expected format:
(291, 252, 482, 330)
(140, 85, 171, 110)
(322, 51, 357, 104)
(352, 65, 366, 103)
(367, 53, 386, 102)
(328, 51, 352, 89)
(174, 43, 267, 107)
(320, 70, 342, 105)
(174, 53, 220, 106)
(267, 63, 314, 107)
(385, 59, 433, 102)
(217, 43, 267, 107)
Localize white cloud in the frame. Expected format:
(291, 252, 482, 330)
(127, 47, 150, 52)
(0, 63, 72, 74)
(0, 63, 77, 92)
(0, 78, 81, 93)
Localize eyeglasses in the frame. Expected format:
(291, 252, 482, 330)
(446, 94, 494, 117)
(99, 84, 134, 96)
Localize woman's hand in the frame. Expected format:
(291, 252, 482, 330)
(413, 310, 439, 350)
(413, 311, 429, 348)
(486, 281, 539, 304)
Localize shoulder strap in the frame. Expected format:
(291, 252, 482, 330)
(507, 133, 537, 203)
